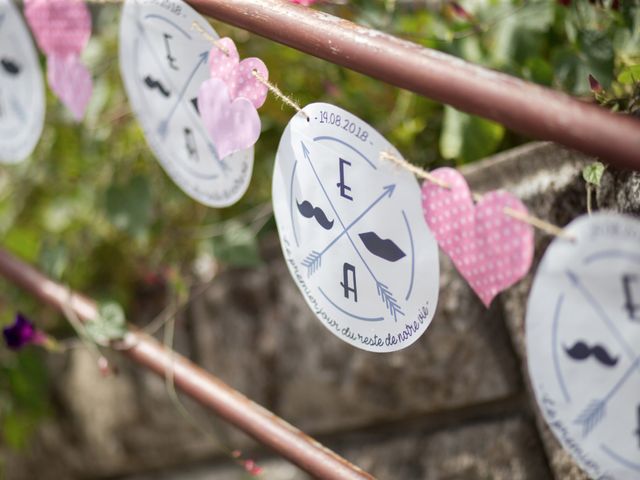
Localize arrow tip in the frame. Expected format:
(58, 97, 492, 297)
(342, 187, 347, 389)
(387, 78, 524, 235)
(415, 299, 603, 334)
(566, 269, 579, 286)
(383, 184, 396, 197)
(199, 51, 209, 62)
(301, 141, 311, 159)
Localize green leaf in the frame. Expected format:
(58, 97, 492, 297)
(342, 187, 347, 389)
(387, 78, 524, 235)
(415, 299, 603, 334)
(489, 1, 554, 67)
(553, 30, 614, 95)
(211, 222, 262, 267)
(582, 162, 606, 186)
(105, 175, 153, 236)
(84, 301, 127, 344)
(524, 57, 554, 86)
(39, 242, 68, 279)
(391, 117, 427, 146)
(439, 107, 505, 163)
(618, 65, 640, 85)
(2, 228, 41, 262)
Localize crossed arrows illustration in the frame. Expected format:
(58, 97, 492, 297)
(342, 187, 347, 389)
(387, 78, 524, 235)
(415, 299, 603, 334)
(566, 270, 640, 437)
(134, 17, 228, 173)
(300, 141, 404, 321)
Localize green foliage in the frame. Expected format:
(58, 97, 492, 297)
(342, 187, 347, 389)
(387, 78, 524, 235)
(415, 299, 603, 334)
(84, 301, 127, 345)
(440, 107, 505, 163)
(618, 64, 640, 84)
(583, 161, 606, 186)
(104, 175, 153, 238)
(211, 221, 262, 268)
(0, 349, 49, 449)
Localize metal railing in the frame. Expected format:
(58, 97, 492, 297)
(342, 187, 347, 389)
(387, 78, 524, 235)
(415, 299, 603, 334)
(190, 0, 640, 168)
(0, 248, 374, 480)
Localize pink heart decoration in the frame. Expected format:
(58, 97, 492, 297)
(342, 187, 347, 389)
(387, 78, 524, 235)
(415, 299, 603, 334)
(197, 78, 261, 160)
(421, 167, 534, 307)
(208, 37, 269, 109)
(47, 54, 93, 121)
(24, 0, 91, 57)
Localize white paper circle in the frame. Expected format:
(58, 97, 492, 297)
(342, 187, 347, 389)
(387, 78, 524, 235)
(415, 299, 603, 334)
(119, 0, 253, 207)
(273, 103, 440, 353)
(0, 0, 45, 163)
(527, 212, 640, 480)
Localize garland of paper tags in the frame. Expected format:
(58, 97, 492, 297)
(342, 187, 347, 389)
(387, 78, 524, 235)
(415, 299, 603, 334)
(1, 1, 639, 477)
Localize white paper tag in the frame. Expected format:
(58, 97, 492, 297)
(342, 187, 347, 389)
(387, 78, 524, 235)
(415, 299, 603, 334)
(527, 212, 640, 480)
(0, 0, 45, 163)
(272, 103, 440, 352)
(119, 0, 253, 207)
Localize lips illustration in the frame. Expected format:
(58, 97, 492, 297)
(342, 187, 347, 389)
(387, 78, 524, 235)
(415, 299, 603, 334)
(1, 58, 20, 76)
(359, 232, 406, 262)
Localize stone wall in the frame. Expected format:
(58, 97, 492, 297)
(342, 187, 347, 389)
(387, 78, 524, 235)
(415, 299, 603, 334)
(6, 141, 636, 480)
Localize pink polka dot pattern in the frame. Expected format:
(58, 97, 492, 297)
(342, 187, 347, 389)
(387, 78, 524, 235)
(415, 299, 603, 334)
(208, 37, 269, 109)
(208, 37, 239, 87)
(233, 57, 268, 109)
(197, 78, 261, 159)
(421, 167, 534, 307)
(24, 0, 91, 57)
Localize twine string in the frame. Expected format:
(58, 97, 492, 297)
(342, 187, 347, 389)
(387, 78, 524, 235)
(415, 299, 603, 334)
(381, 151, 575, 241)
(59, 1, 564, 239)
(191, 21, 309, 120)
(251, 69, 309, 120)
(380, 151, 450, 189)
(191, 21, 230, 56)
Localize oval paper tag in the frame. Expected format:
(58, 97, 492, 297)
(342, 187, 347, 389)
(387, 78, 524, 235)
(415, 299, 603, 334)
(272, 103, 440, 352)
(119, 0, 253, 207)
(0, 0, 45, 163)
(527, 212, 640, 480)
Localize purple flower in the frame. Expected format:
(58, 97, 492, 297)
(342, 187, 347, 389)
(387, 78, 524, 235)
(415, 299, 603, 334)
(2, 313, 45, 350)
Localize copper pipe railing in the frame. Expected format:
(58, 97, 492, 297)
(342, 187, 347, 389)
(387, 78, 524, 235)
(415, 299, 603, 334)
(0, 248, 374, 480)
(188, 0, 640, 169)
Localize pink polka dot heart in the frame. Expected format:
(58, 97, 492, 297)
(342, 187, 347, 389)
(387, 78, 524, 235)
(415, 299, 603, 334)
(24, 0, 91, 57)
(421, 168, 534, 307)
(197, 78, 261, 160)
(208, 37, 269, 109)
(47, 54, 92, 122)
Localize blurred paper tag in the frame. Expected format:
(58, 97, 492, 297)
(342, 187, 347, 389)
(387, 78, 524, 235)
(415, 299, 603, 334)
(527, 212, 640, 480)
(0, 0, 45, 162)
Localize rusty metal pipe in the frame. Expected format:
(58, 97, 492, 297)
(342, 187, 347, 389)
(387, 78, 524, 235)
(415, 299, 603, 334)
(0, 248, 374, 480)
(188, 0, 640, 169)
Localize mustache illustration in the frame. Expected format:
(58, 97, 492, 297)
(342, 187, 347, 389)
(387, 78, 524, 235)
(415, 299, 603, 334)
(564, 341, 619, 367)
(143, 75, 171, 98)
(359, 232, 406, 262)
(296, 200, 334, 230)
(1, 58, 20, 76)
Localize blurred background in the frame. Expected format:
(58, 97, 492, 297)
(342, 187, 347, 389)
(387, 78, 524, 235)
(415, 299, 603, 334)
(1, 0, 639, 479)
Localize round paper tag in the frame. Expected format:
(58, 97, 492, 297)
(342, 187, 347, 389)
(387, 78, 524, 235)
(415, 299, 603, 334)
(527, 212, 640, 479)
(119, 0, 253, 207)
(272, 103, 440, 353)
(0, 0, 45, 163)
